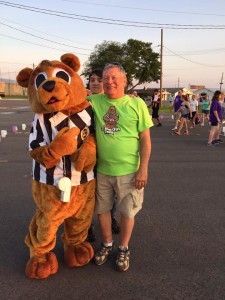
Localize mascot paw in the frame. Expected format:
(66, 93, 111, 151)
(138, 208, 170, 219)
(25, 252, 58, 279)
(64, 242, 94, 267)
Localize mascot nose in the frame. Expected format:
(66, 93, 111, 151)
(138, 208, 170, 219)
(42, 80, 55, 92)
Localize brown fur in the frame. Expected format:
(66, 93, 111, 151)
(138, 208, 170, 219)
(17, 54, 96, 279)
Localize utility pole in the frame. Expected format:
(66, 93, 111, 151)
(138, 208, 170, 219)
(160, 28, 163, 106)
(219, 72, 224, 91)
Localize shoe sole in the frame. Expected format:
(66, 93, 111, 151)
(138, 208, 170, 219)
(115, 263, 129, 272)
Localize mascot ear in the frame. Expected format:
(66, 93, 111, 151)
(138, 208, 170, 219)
(61, 53, 80, 72)
(17, 68, 33, 88)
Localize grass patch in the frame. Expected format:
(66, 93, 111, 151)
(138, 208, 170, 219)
(148, 105, 172, 114)
(3, 95, 27, 99)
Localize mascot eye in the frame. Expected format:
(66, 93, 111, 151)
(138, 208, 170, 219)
(52, 68, 71, 84)
(35, 72, 47, 90)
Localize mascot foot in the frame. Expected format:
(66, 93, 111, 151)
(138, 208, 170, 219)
(25, 252, 58, 279)
(64, 242, 94, 267)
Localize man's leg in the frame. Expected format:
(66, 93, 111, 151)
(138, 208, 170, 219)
(119, 215, 134, 248)
(115, 215, 134, 272)
(94, 173, 115, 266)
(98, 211, 113, 243)
(94, 211, 114, 266)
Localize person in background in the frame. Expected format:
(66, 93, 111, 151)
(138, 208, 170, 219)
(151, 89, 162, 126)
(218, 92, 225, 140)
(88, 69, 104, 95)
(171, 89, 183, 131)
(86, 69, 120, 243)
(200, 92, 210, 126)
(88, 62, 153, 272)
(207, 90, 222, 146)
(132, 91, 139, 97)
(189, 94, 198, 129)
(169, 94, 174, 107)
(175, 94, 192, 135)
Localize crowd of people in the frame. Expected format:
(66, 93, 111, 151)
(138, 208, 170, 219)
(168, 89, 225, 146)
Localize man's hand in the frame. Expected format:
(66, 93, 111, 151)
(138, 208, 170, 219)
(135, 167, 148, 190)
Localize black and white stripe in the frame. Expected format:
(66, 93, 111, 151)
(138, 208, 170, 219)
(29, 106, 95, 186)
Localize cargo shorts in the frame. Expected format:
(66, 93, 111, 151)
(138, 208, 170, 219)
(95, 172, 144, 218)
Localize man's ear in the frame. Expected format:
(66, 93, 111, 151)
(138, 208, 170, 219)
(123, 75, 128, 88)
(17, 68, 33, 88)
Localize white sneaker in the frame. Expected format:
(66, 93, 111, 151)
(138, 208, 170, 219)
(171, 127, 177, 131)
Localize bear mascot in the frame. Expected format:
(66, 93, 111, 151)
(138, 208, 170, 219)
(17, 53, 96, 279)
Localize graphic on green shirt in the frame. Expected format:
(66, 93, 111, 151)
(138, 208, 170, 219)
(102, 106, 120, 135)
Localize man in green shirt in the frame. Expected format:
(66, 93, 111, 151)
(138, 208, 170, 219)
(88, 63, 153, 271)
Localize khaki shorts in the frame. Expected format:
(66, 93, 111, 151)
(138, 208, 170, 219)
(95, 172, 144, 218)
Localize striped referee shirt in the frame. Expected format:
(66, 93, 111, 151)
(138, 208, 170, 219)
(29, 105, 95, 186)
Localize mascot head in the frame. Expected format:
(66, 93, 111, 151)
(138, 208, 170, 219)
(16, 53, 87, 113)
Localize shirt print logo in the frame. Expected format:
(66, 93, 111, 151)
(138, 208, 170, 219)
(102, 106, 120, 135)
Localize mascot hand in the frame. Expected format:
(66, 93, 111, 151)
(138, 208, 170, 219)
(49, 127, 80, 158)
(70, 134, 96, 173)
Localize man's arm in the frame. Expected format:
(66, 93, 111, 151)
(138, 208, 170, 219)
(135, 128, 151, 190)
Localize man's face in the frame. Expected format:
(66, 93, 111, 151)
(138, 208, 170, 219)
(103, 67, 127, 99)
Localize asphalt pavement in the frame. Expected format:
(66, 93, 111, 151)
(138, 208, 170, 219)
(1, 100, 225, 300)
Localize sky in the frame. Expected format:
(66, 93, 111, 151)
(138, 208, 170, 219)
(1, 0, 225, 89)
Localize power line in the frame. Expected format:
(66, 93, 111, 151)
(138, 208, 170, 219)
(164, 46, 222, 67)
(0, 21, 92, 51)
(0, 1, 225, 29)
(60, 0, 225, 17)
(164, 48, 225, 56)
(0, 33, 89, 55)
(1, 16, 95, 47)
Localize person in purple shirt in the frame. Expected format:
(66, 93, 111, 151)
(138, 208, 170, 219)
(207, 90, 222, 146)
(171, 89, 183, 131)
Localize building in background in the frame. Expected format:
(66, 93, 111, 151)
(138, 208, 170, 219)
(0, 79, 27, 97)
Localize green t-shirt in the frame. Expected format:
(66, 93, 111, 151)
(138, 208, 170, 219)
(88, 94, 153, 176)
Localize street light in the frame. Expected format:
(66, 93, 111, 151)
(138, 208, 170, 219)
(219, 72, 224, 91)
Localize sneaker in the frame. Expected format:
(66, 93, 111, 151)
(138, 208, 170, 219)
(111, 217, 120, 234)
(94, 243, 113, 266)
(174, 131, 181, 135)
(115, 247, 130, 272)
(86, 224, 96, 243)
(156, 123, 162, 127)
(217, 139, 224, 143)
(171, 127, 177, 131)
(212, 140, 219, 145)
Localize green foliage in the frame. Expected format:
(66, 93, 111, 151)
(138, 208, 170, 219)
(83, 39, 160, 90)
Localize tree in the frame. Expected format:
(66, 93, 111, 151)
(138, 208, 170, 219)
(83, 39, 160, 91)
